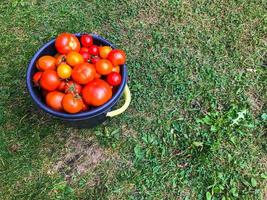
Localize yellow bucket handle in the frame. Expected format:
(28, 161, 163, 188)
(106, 84, 131, 117)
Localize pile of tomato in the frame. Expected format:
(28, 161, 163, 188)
(32, 33, 126, 114)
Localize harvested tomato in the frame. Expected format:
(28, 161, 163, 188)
(80, 51, 90, 61)
(33, 72, 43, 86)
(66, 51, 84, 67)
(95, 59, 113, 75)
(81, 100, 89, 111)
(90, 56, 100, 64)
(46, 91, 64, 111)
(72, 63, 96, 84)
(99, 46, 112, 59)
(57, 63, 72, 79)
(112, 65, 120, 73)
(95, 72, 101, 79)
(107, 72, 122, 86)
(40, 70, 60, 91)
(57, 80, 66, 91)
(82, 79, 112, 106)
(36, 56, 56, 71)
(62, 93, 83, 113)
(64, 81, 82, 94)
(55, 54, 66, 66)
(108, 49, 126, 66)
(55, 33, 80, 54)
(88, 45, 99, 56)
(81, 34, 93, 47)
(80, 47, 89, 53)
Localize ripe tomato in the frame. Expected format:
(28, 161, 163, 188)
(57, 63, 72, 79)
(95, 72, 101, 79)
(81, 34, 93, 47)
(62, 93, 83, 113)
(57, 80, 66, 91)
(80, 51, 90, 61)
(112, 65, 120, 73)
(40, 70, 60, 91)
(81, 100, 89, 111)
(99, 46, 112, 59)
(108, 49, 126, 66)
(55, 33, 80, 54)
(90, 56, 100, 64)
(107, 72, 122, 86)
(88, 45, 99, 56)
(46, 91, 64, 111)
(80, 47, 89, 53)
(95, 59, 113, 75)
(66, 51, 84, 67)
(64, 81, 82, 94)
(71, 63, 96, 84)
(82, 79, 112, 106)
(55, 54, 66, 66)
(36, 56, 56, 71)
(33, 71, 43, 86)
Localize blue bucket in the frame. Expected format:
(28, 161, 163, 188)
(26, 33, 131, 128)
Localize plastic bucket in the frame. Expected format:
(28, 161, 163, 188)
(26, 33, 131, 128)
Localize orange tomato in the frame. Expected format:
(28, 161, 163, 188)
(99, 46, 112, 59)
(66, 51, 84, 67)
(46, 91, 65, 111)
(57, 63, 72, 79)
(62, 93, 83, 113)
(55, 54, 66, 66)
(71, 63, 96, 84)
(95, 59, 113, 75)
(36, 56, 56, 71)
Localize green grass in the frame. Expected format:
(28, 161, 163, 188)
(0, 0, 266, 199)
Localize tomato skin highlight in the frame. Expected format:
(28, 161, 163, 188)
(55, 33, 81, 54)
(95, 59, 113, 75)
(106, 72, 122, 86)
(81, 34, 93, 47)
(46, 91, 65, 111)
(71, 63, 96, 84)
(40, 70, 60, 91)
(36, 56, 56, 71)
(62, 93, 83, 113)
(33, 72, 43, 86)
(112, 65, 120, 73)
(82, 79, 112, 106)
(107, 49, 126, 66)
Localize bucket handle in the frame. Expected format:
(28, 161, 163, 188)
(106, 84, 131, 117)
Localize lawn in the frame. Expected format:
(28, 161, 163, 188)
(0, 0, 266, 199)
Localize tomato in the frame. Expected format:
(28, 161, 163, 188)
(80, 51, 90, 61)
(64, 81, 82, 94)
(106, 72, 122, 86)
(88, 45, 99, 56)
(57, 80, 66, 91)
(90, 56, 100, 64)
(81, 100, 89, 111)
(33, 72, 42, 86)
(80, 47, 89, 53)
(66, 51, 84, 67)
(99, 46, 112, 59)
(80, 34, 93, 47)
(82, 79, 112, 106)
(55, 33, 81, 54)
(62, 93, 83, 113)
(108, 49, 126, 66)
(71, 63, 96, 84)
(57, 63, 72, 79)
(40, 70, 60, 91)
(46, 91, 64, 111)
(95, 72, 101, 79)
(112, 65, 120, 73)
(54, 53, 61, 59)
(95, 59, 113, 75)
(36, 56, 56, 71)
(55, 54, 66, 66)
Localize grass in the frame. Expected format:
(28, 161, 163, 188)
(0, 0, 266, 199)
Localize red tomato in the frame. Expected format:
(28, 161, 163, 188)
(80, 47, 89, 53)
(66, 51, 84, 67)
(71, 63, 96, 84)
(99, 46, 112, 59)
(107, 72, 122, 86)
(64, 81, 82, 94)
(36, 56, 56, 71)
(62, 93, 83, 113)
(57, 80, 66, 91)
(88, 45, 99, 56)
(80, 34, 93, 47)
(33, 72, 43, 86)
(90, 56, 100, 64)
(40, 70, 60, 91)
(45, 91, 64, 111)
(81, 100, 89, 111)
(55, 54, 66, 66)
(95, 59, 113, 75)
(82, 79, 112, 106)
(80, 51, 90, 61)
(108, 49, 126, 66)
(55, 33, 81, 54)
